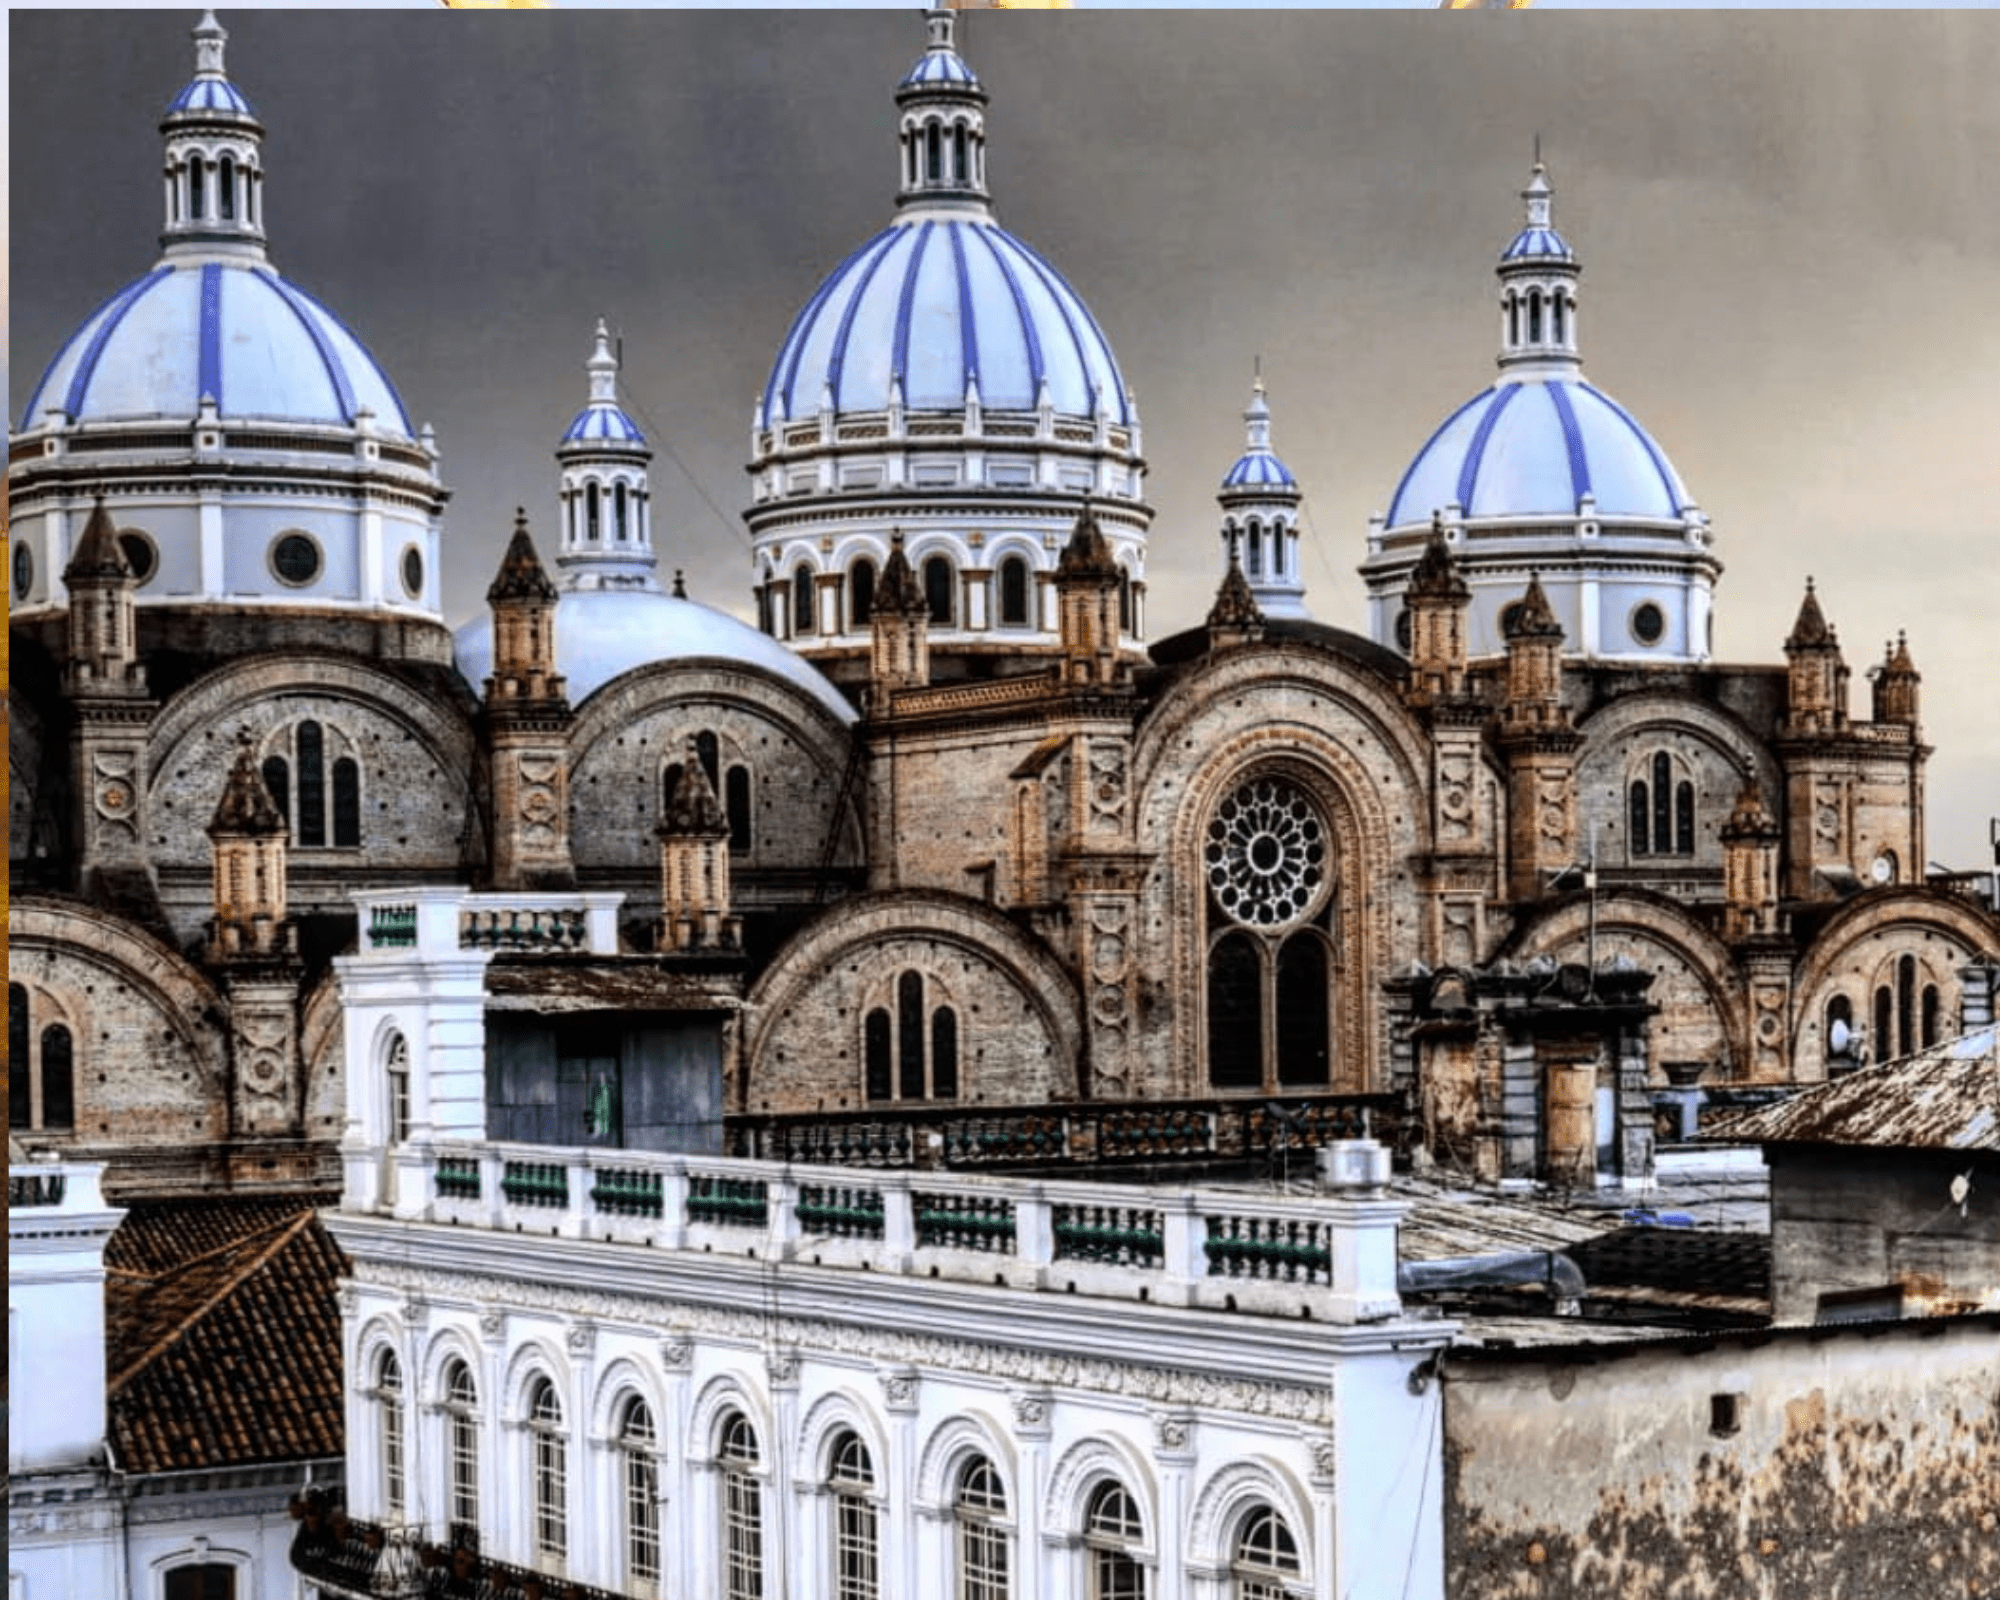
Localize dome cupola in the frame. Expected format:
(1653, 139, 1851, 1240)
(1361, 157, 1719, 666)
(1216, 373, 1308, 620)
(554, 320, 656, 592)
(745, 7, 1150, 683)
(8, 11, 448, 663)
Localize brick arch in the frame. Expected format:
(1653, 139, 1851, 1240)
(742, 891, 1085, 1113)
(6, 896, 230, 1146)
(567, 660, 860, 879)
(144, 651, 480, 879)
(1502, 890, 1746, 1082)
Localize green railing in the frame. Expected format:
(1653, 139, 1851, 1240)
(1204, 1215, 1332, 1283)
(367, 904, 417, 950)
(797, 1184, 887, 1240)
(914, 1192, 1016, 1253)
(435, 1157, 482, 1201)
(1097, 1108, 1212, 1160)
(687, 1175, 768, 1229)
(942, 1115, 1070, 1165)
(500, 1161, 568, 1209)
(591, 1167, 664, 1219)
(1053, 1203, 1164, 1267)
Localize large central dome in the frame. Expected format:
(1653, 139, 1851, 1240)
(744, 10, 1150, 679)
(762, 217, 1131, 423)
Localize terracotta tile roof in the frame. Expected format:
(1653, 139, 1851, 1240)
(1709, 1024, 2000, 1152)
(105, 1194, 347, 1475)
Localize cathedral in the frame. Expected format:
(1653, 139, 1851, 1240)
(9, 10, 1996, 1201)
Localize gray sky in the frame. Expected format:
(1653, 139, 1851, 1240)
(9, 9, 1998, 866)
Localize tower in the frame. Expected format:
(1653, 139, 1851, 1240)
(1055, 499, 1124, 688)
(554, 320, 656, 593)
(868, 532, 932, 699)
(657, 741, 737, 953)
(1216, 376, 1308, 620)
(1402, 516, 1470, 703)
(483, 511, 575, 891)
(1497, 575, 1580, 902)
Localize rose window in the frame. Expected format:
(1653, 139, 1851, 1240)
(1205, 775, 1327, 927)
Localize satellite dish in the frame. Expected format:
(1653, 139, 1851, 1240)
(1829, 1018, 1852, 1054)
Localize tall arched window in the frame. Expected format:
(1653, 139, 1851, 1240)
(726, 766, 754, 855)
(1275, 936, 1331, 1087)
(528, 1377, 567, 1563)
(926, 122, 943, 183)
(719, 1412, 763, 1600)
(1206, 932, 1263, 1090)
(385, 1033, 410, 1145)
(1118, 567, 1134, 634)
(8, 983, 29, 1131)
(954, 1456, 1010, 1600)
(620, 1396, 661, 1588)
(1897, 953, 1917, 1060)
(376, 1349, 405, 1517)
(1084, 1481, 1147, 1600)
(795, 566, 817, 635)
(615, 481, 630, 542)
(1245, 522, 1263, 577)
(442, 1360, 480, 1539)
(1629, 753, 1696, 858)
(1552, 292, 1567, 344)
(1231, 1506, 1302, 1600)
(829, 1430, 878, 1600)
(332, 757, 361, 849)
(953, 124, 969, 187)
(923, 555, 955, 625)
(587, 483, 602, 542)
(190, 158, 206, 220)
(296, 720, 327, 847)
(695, 730, 721, 794)
(1922, 984, 1941, 1051)
(850, 558, 877, 628)
(1528, 289, 1543, 343)
(998, 556, 1030, 627)
(864, 971, 959, 1103)
(40, 1025, 74, 1130)
(263, 754, 291, 828)
(218, 154, 236, 220)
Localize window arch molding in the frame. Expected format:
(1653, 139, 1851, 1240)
(586, 1356, 670, 1446)
(1042, 1436, 1160, 1559)
(685, 1373, 778, 1471)
(499, 1344, 575, 1435)
(351, 1317, 410, 1521)
(912, 1412, 1018, 1514)
(148, 1544, 254, 1600)
(797, 1390, 893, 1495)
(1183, 1459, 1317, 1589)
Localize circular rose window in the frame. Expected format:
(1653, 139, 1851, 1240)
(1204, 775, 1327, 927)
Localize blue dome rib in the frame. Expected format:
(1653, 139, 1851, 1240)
(1008, 231, 1128, 424)
(968, 224, 1046, 407)
(890, 221, 938, 395)
(767, 231, 883, 425)
(1387, 388, 1488, 529)
(199, 263, 225, 408)
(58, 268, 173, 424)
(255, 268, 361, 425)
(1455, 383, 1521, 511)
(1582, 381, 1686, 515)
(823, 230, 904, 415)
(946, 221, 978, 390)
(1544, 381, 1592, 509)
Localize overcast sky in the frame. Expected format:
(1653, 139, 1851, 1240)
(9, 9, 1997, 866)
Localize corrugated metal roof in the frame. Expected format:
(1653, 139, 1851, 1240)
(1709, 1023, 2000, 1152)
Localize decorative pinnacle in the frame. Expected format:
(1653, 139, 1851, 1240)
(208, 732, 285, 838)
(586, 318, 619, 404)
(193, 10, 228, 78)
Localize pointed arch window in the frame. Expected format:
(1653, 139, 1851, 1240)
(923, 555, 956, 625)
(999, 556, 1030, 627)
(620, 1395, 661, 1587)
(442, 1360, 480, 1540)
(851, 558, 877, 628)
(1231, 1506, 1302, 1600)
(828, 1430, 878, 1600)
(528, 1376, 567, 1563)
(719, 1412, 764, 1600)
(954, 1456, 1011, 1600)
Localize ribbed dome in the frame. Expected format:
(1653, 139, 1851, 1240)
(761, 217, 1131, 423)
(1222, 449, 1296, 491)
(1384, 377, 1689, 528)
(167, 73, 255, 118)
(18, 260, 412, 436)
(454, 591, 857, 723)
(1499, 224, 1573, 262)
(560, 401, 646, 447)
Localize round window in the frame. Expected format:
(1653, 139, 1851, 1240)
(1204, 774, 1328, 928)
(1631, 601, 1666, 647)
(401, 545, 424, 600)
(1393, 608, 1412, 653)
(271, 532, 322, 587)
(12, 540, 32, 601)
(118, 530, 157, 585)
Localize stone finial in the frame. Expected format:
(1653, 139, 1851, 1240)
(659, 741, 728, 839)
(1406, 514, 1468, 601)
(207, 735, 285, 838)
(1206, 536, 1263, 634)
(486, 509, 558, 604)
(63, 498, 131, 584)
(874, 530, 927, 617)
(1504, 573, 1564, 642)
(1783, 577, 1834, 651)
(1056, 495, 1118, 582)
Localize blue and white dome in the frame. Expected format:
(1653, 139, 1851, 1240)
(454, 591, 855, 724)
(18, 262, 413, 436)
(1385, 377, 1689, 528)
(561, 401, 645, 448)
(167, 71, 255, 119)
(762, 219, 1130, 424)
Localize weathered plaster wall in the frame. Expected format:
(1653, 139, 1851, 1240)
(1443, 1315, 2000, 1600)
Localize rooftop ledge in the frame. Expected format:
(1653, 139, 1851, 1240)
(348, 1137, 1409, 1325)
(348, 887, 625, 960)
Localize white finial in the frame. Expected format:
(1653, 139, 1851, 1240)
(193, 10, 228, 78)
(926, 6, 956, 52)
(1523, 155, 1553, 230)
(586, 319, 619, 403)
(1244, 372, 1272, 450)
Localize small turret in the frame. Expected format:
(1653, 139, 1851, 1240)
(485, 511, 566, 706)
(1720, 780, 1782, 942)
(657, 740, 737, 952)
(1055, 497, 1122, 688)
(1872, 631, 1920, 729)
(869, 531, 931, 698)
(1216, 374, 1308, 619)
(1501, 574, 1566, 728)
(1781, 578, 1848, 735)
(1496, 574, 1580, 901)
(1205, 533, 1265, 652)
(1403, 515, 1470, 702)
(206, 734, 292, 959)
(62, 500, 145, 696)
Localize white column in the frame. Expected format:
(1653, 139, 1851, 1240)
(198, 491, 226, 600)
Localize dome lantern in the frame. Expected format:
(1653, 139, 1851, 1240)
(1496, 160, 1579, 375)
(160, 11, 268, 260)
(1216, 372, 1307, 620)
(554, 320, 656, 593)
(896, 7, 991, 213)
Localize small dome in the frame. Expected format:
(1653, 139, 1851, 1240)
(1499, 225, 1573, 263)
(762, 218, 1130, 422)
(454, 590, 857, 724)
(899, 47, 980, 92)
(1222, 450, 1296, 491)
(560, 402, 646, 447)
(1385, 377, 1690, 528)
(19, 260, 412, 435)
(166, 73, 255, 118)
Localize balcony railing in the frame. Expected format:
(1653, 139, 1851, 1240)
(411, 1136, 1400, 1320)
(291, 1494, 636, 1600)
(349, 888, 625, 960)
(8, 1169, 69, 1208)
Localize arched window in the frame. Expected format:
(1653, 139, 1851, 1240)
(332, 757, 361, 849)
(528, 1377, 567, 1563)
(1207, 932, 1263, 1090)
(1897, 954, 1917, 1061)
(40, 1025, 74, 1130)
(865, 972, 959, 1103)
(1552, 292, 1567, 345)
(296, 720, 327, 848)
(1675, 781, 1695, 856)
(1922, 984, 1941, 1051)
(953, 124, 969, 187)
(1824, 994, 1856, 1064)
(1275, 935, 1331, 1087)
(795, 566, 817, 635)
(1084, 1481, 1147, 1600)
(164, 1567, 236, 1600)
(615, 481, 629, 542)
(1629, 754, 1695, 859)
(851, 558, 877, 628)
(924, 555, 955, 626)
(190, 158, 206, 220)
(695, 731, 721, 793)
(726, 766, 753, 855)
(829, 1430, 878, 1600)
(719, 1412, 763, 1600)
(1231, 1506, 1301, 1600)
(376, 1349, 405, 1517)
(1245, 523, 1262, 578)
(1651, 752, 1672, 857)
(620, 1396, 661, 1587)
(954, 1456, 1010, 1600)
(1119, 567, 1134, 635)
(1628, 780, 1650, 856)
(587, 483, 602, 542)
(8, 983, 29, 1131)
(385, 1033, 410, 1145)
(1528, 289, 1543, 343)
(442, 1360, 480, 1539)
(998, 556, 1030, 627)
(218, 154, 236, 220)
(926, 122, 943, 184)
